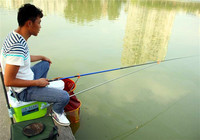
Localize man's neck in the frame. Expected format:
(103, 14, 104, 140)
(15, 27, 31, 41)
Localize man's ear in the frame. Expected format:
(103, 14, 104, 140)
(26, 20, 33, 28)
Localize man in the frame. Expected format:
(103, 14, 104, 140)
(0, 4, 70, 126)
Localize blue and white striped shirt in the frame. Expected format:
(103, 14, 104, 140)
(2, 31, 29, 60)
(0, 31, 34, 93)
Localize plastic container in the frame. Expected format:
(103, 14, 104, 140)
(66, 100, 81, 123)
(62, 78, 81, 123)
(8, 92, 48, 122)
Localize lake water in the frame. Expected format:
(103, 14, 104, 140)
(0, 0, 200, 140)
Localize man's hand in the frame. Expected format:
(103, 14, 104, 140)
(31, 55, 52, 64)
(41, 56, 52, 64)
(36, 78, 49, 87)
(4, 64, 50, 87)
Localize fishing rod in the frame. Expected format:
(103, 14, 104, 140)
(49, 55, 196, 82)
(70, 64, 155, 97)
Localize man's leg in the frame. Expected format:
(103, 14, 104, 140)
(31, 61, 50, 79)
(18, 86, 69, 114)
(17, 86, 70, 126)
(17, 61, 70, 125)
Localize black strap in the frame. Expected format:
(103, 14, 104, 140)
(10, 87, 20, 101)
(47, 126, 58, 140)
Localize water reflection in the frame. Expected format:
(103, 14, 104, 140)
(1, 0, 199, 66)
(70, 121, 80, 134)
(64, 0, 127, 24)
(122, 2, 175, 65)
(122, 0, 200, 65)
(0, 0, 68, 16)
(132, 0, 200, 15)
(1, 0, 199, 17)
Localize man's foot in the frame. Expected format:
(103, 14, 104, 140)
(51, 110, 70, 126)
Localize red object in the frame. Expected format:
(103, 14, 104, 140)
(61, 79, 81, 112)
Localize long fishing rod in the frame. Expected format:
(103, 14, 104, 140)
(70, 54, 197, 97)
(70, 64, 155, 97)
(49, 55, 196, 82)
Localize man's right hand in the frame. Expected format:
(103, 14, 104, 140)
(36, 78, 49, 87)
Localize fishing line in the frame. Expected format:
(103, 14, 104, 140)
(70, 64, 156, 97)
(110, 93, 192, 140)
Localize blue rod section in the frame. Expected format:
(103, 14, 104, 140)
(51, 61, 157, 82)
(59, 68, 121, 80)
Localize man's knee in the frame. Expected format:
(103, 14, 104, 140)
(41, 61, 50, 70)
(58, 91, 70, 105)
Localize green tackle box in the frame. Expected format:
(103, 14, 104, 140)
(8, 91, 48, 122)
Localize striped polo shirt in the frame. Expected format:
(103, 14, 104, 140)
(0, 31, 34, 93)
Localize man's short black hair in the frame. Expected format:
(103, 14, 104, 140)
(17, 3, 43, 27)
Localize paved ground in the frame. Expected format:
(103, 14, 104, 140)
(0, 78, 11, 140)
(0, 78, 75, 140)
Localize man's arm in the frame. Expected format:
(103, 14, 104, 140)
(30, 55, 52, 63)
(4, 64, 49, 87)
